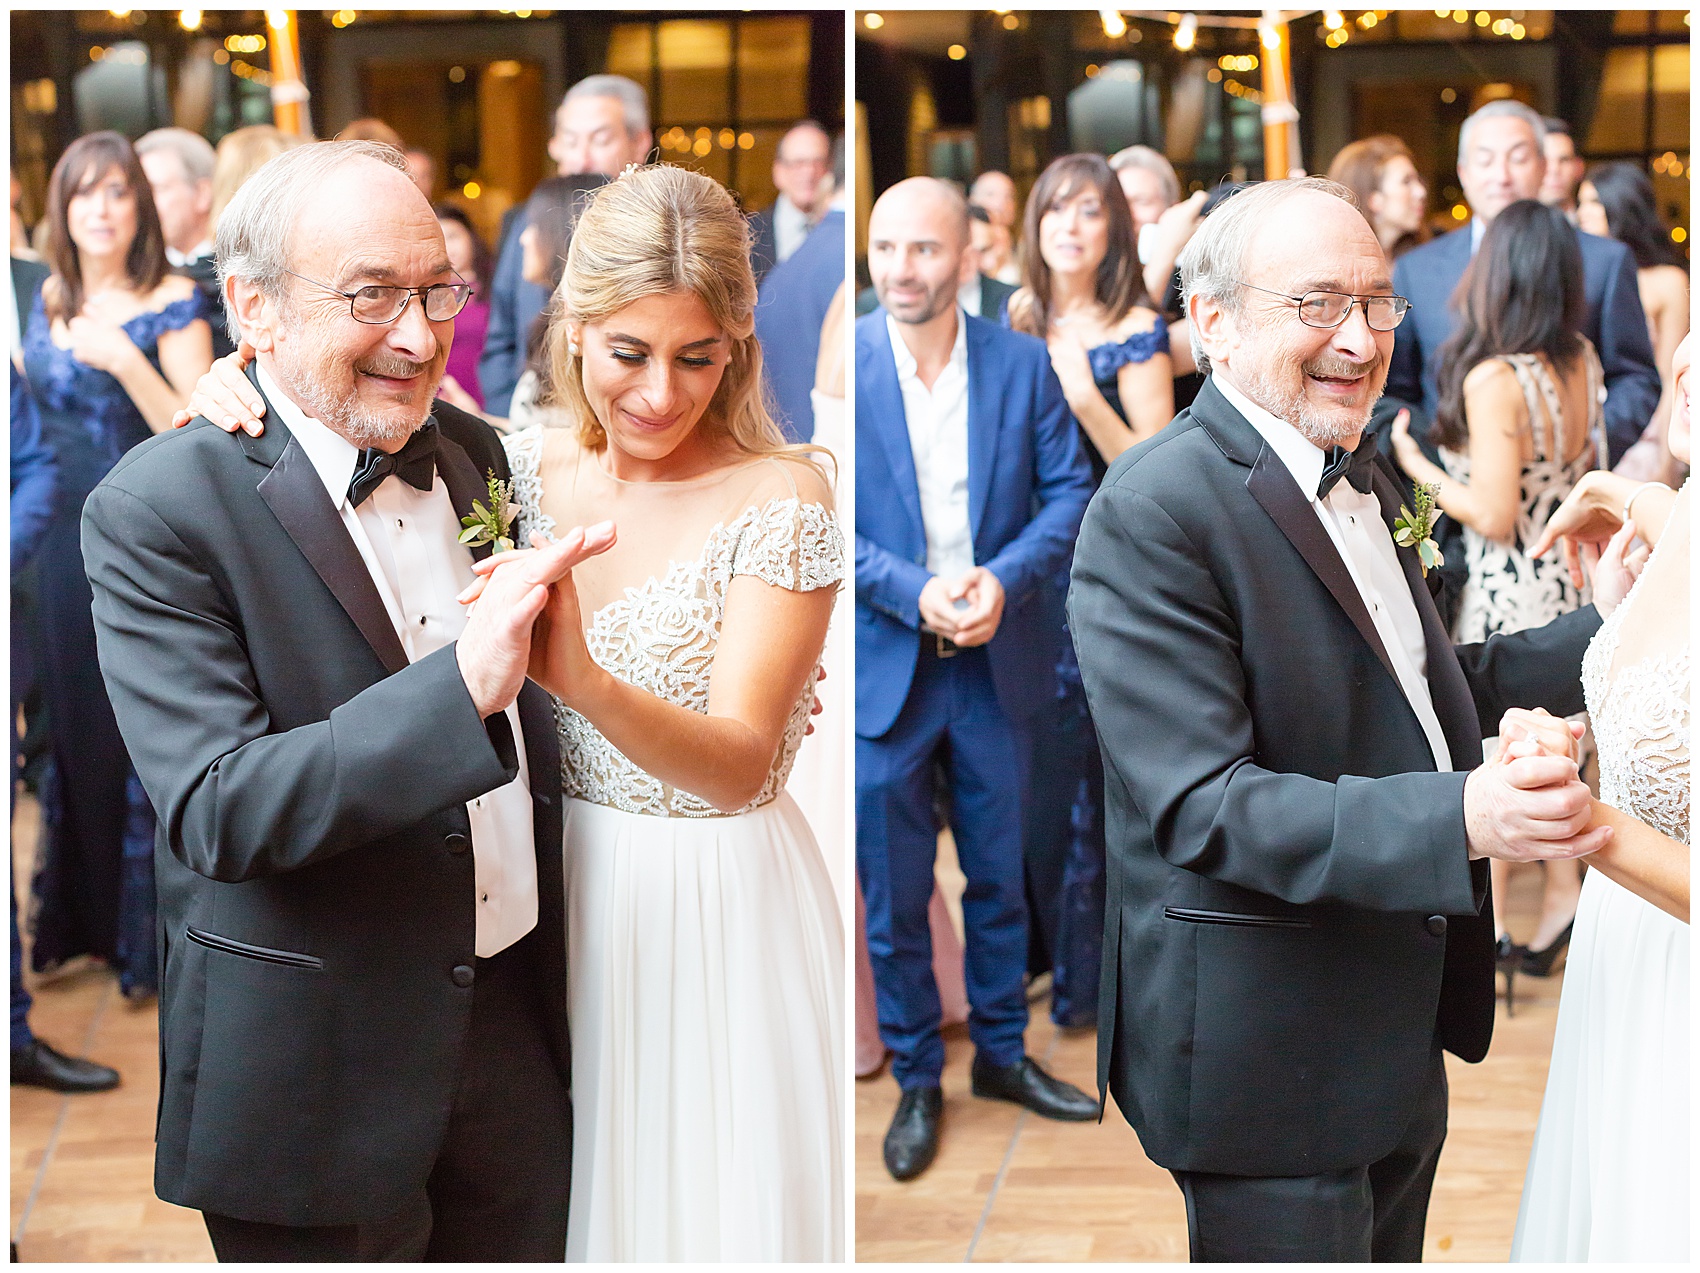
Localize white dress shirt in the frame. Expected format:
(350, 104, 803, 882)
(165, 239, 214, 268)
(256, 363, 538, 956)
(773, 194, 813, 265)
(1215, 376, 1453, 773)
(888, 309, 975, 582)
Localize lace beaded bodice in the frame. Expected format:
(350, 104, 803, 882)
(1581, 512, 1690, 846)
(505, 426, 844, 817)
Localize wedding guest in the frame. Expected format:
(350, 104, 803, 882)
(959, 205, 1018, 319)
(1538, 117, 1585, 217)
(209, 125, 306, 231)
(1390, 199, 1604, 997)
(404, 146, 436, 199)
(135, 128, 231, 356)
(22, 132, 212, 999)
(337, 116, 403, 149)
(1004, 154, 1172, 1025)
(434, 203, 492, 409)
(480, 75, 652, 416)
(1577, 162, 1690, 480)
(857, 177, 1098, 1183)
(969, 170, 1021, 283)
(1328, 134, 1429, 259)
(1108, 145, 1180, 236)
(749, 120, 832, 286)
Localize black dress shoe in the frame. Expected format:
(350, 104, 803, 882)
(970, 1054, 1098, 1121)
(883, 1085, 943, 1181)
(1521, 919, 1574, 977)
(10, 1039, 121, 1093)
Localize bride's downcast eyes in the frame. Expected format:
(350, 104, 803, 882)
(609, 348, 717, 369)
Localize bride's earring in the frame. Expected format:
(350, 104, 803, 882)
(568, 339, 581, 357)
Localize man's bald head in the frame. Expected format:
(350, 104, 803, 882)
(867, 178, 975, 327)
(870, 177, 971, 251)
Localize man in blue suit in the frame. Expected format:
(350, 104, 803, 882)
(479, 75, 653, 416)
(856, 178, 1098, 1182)
(1388, 99, 1659, 467)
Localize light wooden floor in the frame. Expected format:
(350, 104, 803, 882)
(855, 837, 1570, 1262)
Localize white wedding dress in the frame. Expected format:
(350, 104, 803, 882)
(1511, 488, 1690, 1262)
(505, 426, 846, 1262)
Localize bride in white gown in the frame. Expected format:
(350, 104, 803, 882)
(1505, 334, 1690, 1262)
(478, 165, 844, 1261)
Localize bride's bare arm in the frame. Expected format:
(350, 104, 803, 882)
(1582, 802, 1689, 923)
(543, 572, 835, 812)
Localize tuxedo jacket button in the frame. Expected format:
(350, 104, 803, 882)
(1425, 915, 1448, 936)
(444, 832, 469, 854)
(452, 964, 475, 988)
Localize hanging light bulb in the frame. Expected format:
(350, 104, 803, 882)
(1174, 13, 1197, 51)
(1324, 10, 1344, 30)
(1100, 10, 1127, 39)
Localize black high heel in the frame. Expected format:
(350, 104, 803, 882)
(1520, 920, 1574, 977)
(1495, 934, 1524, 1017)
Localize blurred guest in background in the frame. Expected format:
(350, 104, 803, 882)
(433, 203, 492, 410)
(136, 127, 231, 357)
(481, 74, 652, 416)
(750, 119, 832, 287)
(1328, 133, 1429, 260)
(1578, 162, 1691, 481)
(21, 132, 212, 1000)
(959, 205, 1018, 319)
(336, 116, 403, 149)
(209, 124, 306, 231)
(404, 146, 436, 199)
(969, 170, 1021, 284)
(756, 134, 846, 443)
(1539, 117, 1586, 218)
(1006, 152, 1171, 1028)
(1109, 145, 1180, 238)
(1390, 199, 1605, 995)
(502, 173, 606, 429)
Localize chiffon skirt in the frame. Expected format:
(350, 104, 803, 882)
(563, 792, 844, 1261)
(1511, 867, 1690, 1261)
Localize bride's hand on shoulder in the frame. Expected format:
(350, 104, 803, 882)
(1582, 518, 1649, 619)
(173, 339, 263, 434)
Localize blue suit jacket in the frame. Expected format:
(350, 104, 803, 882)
(477, 206, 550, 418)
(754, 209, 845, 444)
(1388, 223, 1659, 466)
(11, 362, 57, 573)
(855, 308, 1094, 739)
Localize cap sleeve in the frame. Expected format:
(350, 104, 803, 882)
(729, 495, 845, 593)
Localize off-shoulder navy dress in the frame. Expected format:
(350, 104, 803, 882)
(1002, 311, 1168, 1027)
(21, 287, 211, 998)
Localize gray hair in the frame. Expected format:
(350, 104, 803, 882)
(559, 74, 650, 137)
(214, 140, 409, 336)
(135, 126, 216, 184)
(1177, 176, 1359, 375)
(1457, 99, 1546, 166)
(1109, 145, 1180, 208)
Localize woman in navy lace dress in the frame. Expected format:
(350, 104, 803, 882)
(21, 132, 212, 998)
(1004, 153, 1172, 1027)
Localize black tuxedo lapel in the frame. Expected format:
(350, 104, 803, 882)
(434, 426, 500, 564)
(1370, 464, 1481, 766)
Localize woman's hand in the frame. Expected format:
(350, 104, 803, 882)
(66, 314, 141, 377)
(1388, 407, 1422, 468)
(1528, 470, 1634, 586)
(172, 339, 264, 434)
(1045, 328, 1097, 405)
(1495, 707, 1584, 766)
(1583, 518, 1649, 619)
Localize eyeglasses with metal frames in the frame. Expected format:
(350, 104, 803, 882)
(1236, 281, 1412, 332)
(283, 270, 473, 325)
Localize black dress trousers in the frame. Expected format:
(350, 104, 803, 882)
(202, 930, 571, 1262)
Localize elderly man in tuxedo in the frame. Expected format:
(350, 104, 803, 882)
(82, 140, 609, 1261)
(479, 74, 652, 415)
(856, 177, 1098, 1183)
(1388, 99, 1658, 466)
(1069, 176, 1610, 1261)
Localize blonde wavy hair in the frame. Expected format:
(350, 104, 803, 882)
(547, 164, 826, 471)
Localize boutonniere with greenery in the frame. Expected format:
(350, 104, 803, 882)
(459, 471, 516, 554)
(1393, 481, 1445, 577)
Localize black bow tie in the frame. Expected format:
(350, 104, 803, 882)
(347, 421, 439, 508)
(1316, 440, 1377, 500)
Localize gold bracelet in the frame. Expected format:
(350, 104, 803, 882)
(1622, 480, 1671, 524)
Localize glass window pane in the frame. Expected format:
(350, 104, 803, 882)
(1612, 11, 1653, 35)
(1585, 49, 1648, 153)
(737, 17, 809, 122)
(658, 19, 730, 122)
(606, 24, 652, 88)
(1652, 43, 1690, 150)
(1655, 10, 1691, 34)
(740, 125, 786, 210)
(670, 131, 732, 189)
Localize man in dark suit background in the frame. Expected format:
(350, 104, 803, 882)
(83, 141, 604, 1261)
(856, 178, 1099, 1184)
(1070, 176, 1608, 1261)
(479, 74, 652, 416)
(1388, 100, 1659, 466)
(136, 128, 234, 358)
(748, 120, 832, 288)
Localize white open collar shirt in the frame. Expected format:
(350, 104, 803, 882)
(256, 363, 538, 956)
(888, 308, 975, 583)
(1215, 375, 1453, 773)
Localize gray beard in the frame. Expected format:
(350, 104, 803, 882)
(272, 356, 431, 451)
(1239, 361, 1379, 449)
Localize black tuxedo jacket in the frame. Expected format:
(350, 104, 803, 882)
(1067, 377, 1598, 1178)
(82, 366, 569, 1226)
